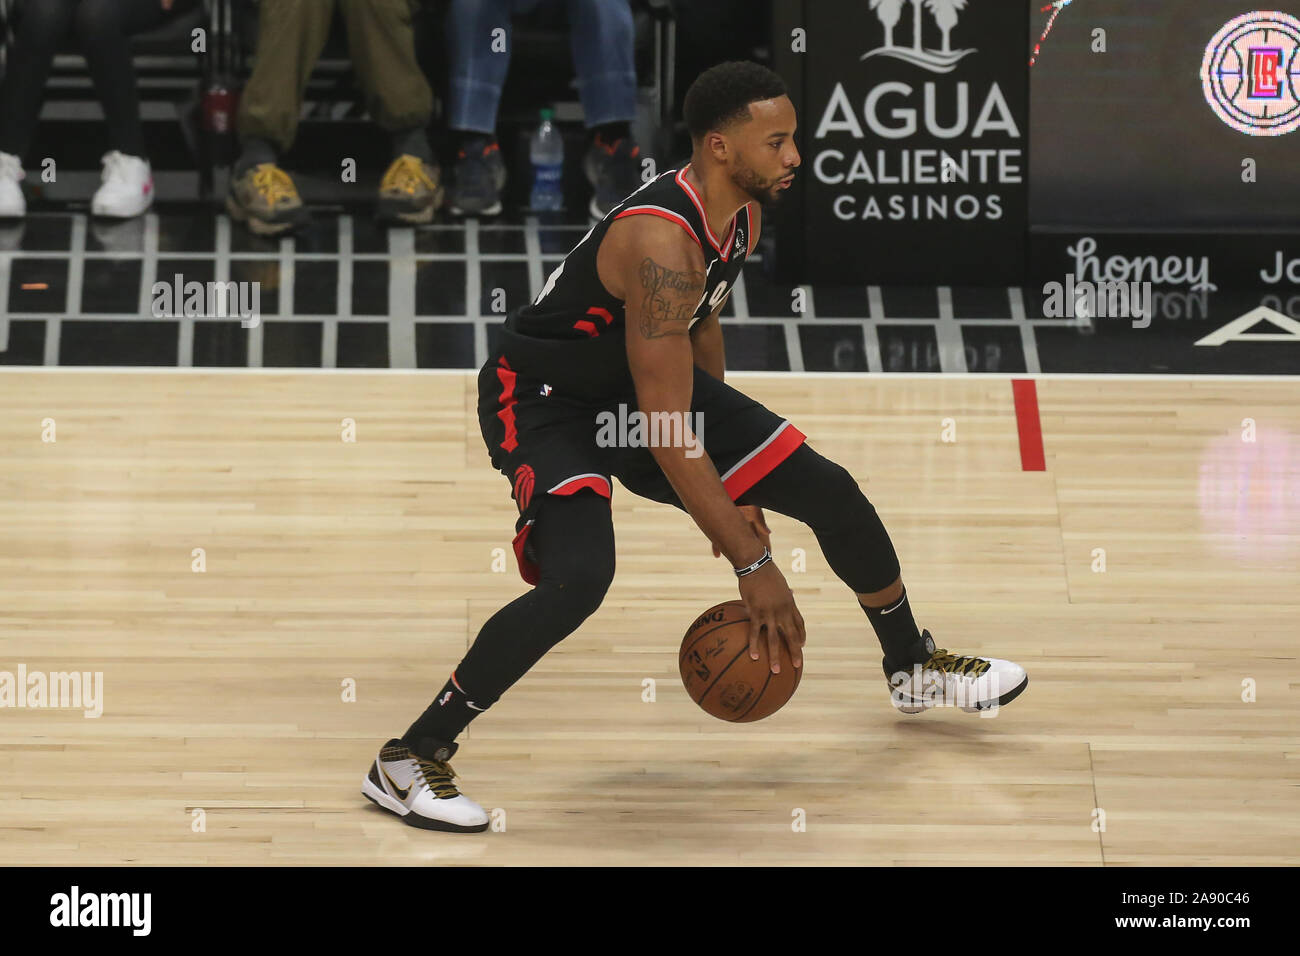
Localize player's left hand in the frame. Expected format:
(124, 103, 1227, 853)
(713, 505, 771, 558)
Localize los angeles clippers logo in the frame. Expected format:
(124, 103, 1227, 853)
(513, 464, 535, 513)
(1202, 12, 1300, 136)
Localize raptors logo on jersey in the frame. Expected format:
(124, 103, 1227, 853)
(512, 464, 535, 513)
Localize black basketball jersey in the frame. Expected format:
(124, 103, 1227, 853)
(495, 163, 753, 402)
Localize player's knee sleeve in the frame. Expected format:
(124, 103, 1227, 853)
(743, 444, 864, 530)
(809, 462, 901, 591)
(811, 459, 870, 529)
(742, 443, 901, 593)
(536, 560, 613, 624)
(530, 490, 615, 629)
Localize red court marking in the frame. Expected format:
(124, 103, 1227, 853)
(1011, 379, 1045, 472)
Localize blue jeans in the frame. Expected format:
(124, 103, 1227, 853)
(446, 0, 636, 133)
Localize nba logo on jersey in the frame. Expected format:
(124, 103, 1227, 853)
(540, 384, 552, 396)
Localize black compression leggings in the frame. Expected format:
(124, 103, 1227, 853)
(737, 442, 902, 594)
(0, 0, 199, 159)
(452, 490, 617, 710)
(445, 442, 899, 718)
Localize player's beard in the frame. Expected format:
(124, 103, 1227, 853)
(732, 155, 788, 207)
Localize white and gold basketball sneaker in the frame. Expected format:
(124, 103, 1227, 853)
(884, 631, 1028, 714)
(361, 738, 489, 832)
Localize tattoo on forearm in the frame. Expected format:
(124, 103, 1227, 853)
(637, 257, 704, 339)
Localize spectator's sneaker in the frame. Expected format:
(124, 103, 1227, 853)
(226, 163, 309, 236)
(91, 151, 153, 218)
(361, 738, 489, 832)
(377, 154, 444, 225)
(884, 630, 1028, 715)
(583, 133, 643, 219)
(448, 137, 507, 217)
(0, 152, 25, 217)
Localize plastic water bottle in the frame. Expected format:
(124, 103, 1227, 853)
(529, 108, 564, 211)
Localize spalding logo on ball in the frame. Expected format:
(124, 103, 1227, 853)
(1202, 11, 1300, 136)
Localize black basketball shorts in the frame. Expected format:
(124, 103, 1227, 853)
(476, 353, 806, 585)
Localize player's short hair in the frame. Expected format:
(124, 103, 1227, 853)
(683, 61, 788, 142)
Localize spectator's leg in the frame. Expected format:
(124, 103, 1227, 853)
(445, 0, 523, 137)
(227, 0, 326, 233)
(235, 0, 337, 167)
(568, 0, 641, 217)
(565, 0, 637, 134)
(0, 0, 79, 159)
(444, 0, 536, 217)
(72, 0, 192, 159)
(338, 0, 434, 162)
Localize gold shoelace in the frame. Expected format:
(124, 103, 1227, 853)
(250, 165, 297, 206)
(382, 155, 433, 196)
(925, 649, 992, 678)
(414, 757, 460, 799)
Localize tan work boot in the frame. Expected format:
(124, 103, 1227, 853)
(226, 163, 309, 236)
(377, 154, 444, 225)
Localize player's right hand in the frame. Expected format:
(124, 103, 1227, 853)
(737, 562, 805, 674)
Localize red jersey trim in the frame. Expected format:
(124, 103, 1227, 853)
(675, 165, 741, 261)
(614, 206, 702, 249)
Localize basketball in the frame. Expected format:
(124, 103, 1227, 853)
(678, 600, 801, 722)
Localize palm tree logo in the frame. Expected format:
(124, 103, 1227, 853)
(926, 0, 968, 53)
(869, 0, 904, 47)
(863, 0, 976, 73)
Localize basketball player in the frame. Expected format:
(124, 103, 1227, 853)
(362, 61, 1029, 832)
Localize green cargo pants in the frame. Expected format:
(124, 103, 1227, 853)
(236, 0, 433, 152)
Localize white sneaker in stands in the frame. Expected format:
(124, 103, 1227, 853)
(0, 152, 25, 217)
(91, 151, 153, 218)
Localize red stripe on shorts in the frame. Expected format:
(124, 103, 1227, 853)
(722, 422, 806, 500)
(495, 356, 519, 453)
(549, 474, 612, 498)
(511, 520, 539, 585)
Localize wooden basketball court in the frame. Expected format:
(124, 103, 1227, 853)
(1, 369, 1296, 865)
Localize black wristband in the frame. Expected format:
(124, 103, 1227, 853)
(734, 547, 772, 577)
